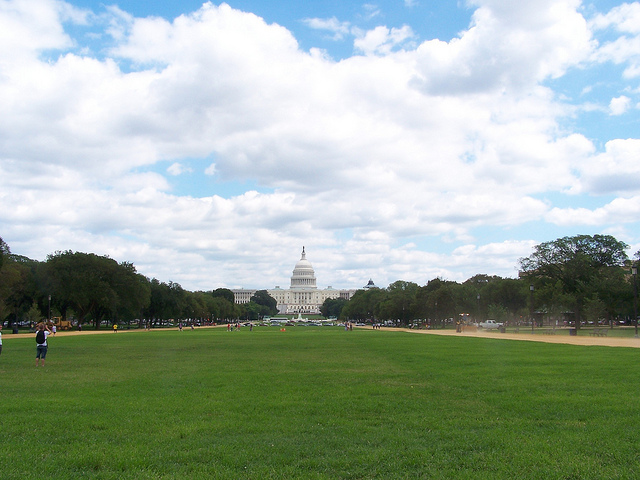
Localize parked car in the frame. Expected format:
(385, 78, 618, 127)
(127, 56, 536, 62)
(479, 319, 503, 329)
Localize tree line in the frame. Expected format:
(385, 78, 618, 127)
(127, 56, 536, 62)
(1, 234, 638, 330)
(0, 239, 277, 329)
(327, 234, 638, 329)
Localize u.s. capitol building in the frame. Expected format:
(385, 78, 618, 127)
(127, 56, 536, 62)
(232, 247, 366, 314)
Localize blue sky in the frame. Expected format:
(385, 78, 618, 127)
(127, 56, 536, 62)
(1, 0, 639, 291)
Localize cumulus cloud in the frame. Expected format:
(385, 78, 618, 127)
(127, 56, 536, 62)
(167, 162, 192, 176)
(591, 2, 640, 78)
(413, 0, 593, 94)
(610, 95, 631, 114)
(302, 16, 351, 40)
(354, 25, 415, 55)
(0, 0, 638, 290)
(204, 163, 217, 176)
(575, 138, 640, 194)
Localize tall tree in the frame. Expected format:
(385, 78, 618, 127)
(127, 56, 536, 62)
(212, 288, 235, 304)
(320, 297, 348, 319)
(378, 281, 419, 325)
(519, 235, 629, 329)
(0, 236, 10, 270)
(45, 251, 150, 328)
(250, 290, 278, 315)
(0, 256, 38, 327)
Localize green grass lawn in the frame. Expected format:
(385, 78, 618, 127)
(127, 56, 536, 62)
(2, 327, 639, 479)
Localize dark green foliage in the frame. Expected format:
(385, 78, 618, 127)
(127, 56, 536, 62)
(250, 290, 278, 317)
(520, 235, 630, 327)
(320, 296, 348, 318)
(45, 251, 150, 327)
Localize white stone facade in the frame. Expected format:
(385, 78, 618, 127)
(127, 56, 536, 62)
(232, 247, 356, 314)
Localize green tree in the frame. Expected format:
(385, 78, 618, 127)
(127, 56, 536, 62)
(212, 288, 235, 304)
(45, 251, 150, 328)
(342, 288, 384, 322)
(519, 235, 629, 330)
(416, 278, 460, 327)
(0, 236, 10, 271)
(250, 290, 278, 317)
(0, 256, 39, 327)
(377, 281, 419, 325)
(320, 297, 348, 318)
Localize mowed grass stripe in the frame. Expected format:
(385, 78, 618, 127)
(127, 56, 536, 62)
(1, 327, 638, 479)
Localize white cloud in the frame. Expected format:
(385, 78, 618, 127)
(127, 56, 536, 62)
(205, 163, 217, 176)
(0, 0, 638, 291)
(414, 0, 593, 94)
(591, 2, 640, 78)
(546, 196, 640, 227)
(609, 95, 631, 115)
(167, 162, 192, 176)
(354, 25, 415, 55)
(590, 2, 640, 34)
(575, 138, 640, 194)
(302, 16, 351, 40)
(361, 4, 382, 21)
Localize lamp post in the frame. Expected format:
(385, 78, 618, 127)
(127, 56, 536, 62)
(530, 285, 534, 334)
(632, 264, 638, 338)
(48, 295, 51, 323)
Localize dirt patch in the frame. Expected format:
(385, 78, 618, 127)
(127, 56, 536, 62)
(378, 326, 640, 348)
(3, 325, 220, 340)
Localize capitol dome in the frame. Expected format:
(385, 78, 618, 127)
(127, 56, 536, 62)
(290, 246, 317, 289)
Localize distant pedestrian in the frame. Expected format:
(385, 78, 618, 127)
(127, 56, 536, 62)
(113, 323, 118, 333)
(52, 324, 57, 336)
(0, 323, 3, 356)
(179, 322, 183, 332)
(35, 323, 52, 367)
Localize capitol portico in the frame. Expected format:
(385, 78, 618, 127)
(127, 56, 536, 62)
(232, 247, 357, 314)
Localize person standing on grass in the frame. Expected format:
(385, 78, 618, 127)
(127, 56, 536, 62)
(35, 323, 52, 367)
(0, 323, 3, 356)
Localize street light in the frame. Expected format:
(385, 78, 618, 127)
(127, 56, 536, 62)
(48, 295, 51, 323)
(632, 264, 638, 338)
(530, 285, 535, 333)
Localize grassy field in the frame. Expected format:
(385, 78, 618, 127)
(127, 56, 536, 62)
(2, 326, 639, 479)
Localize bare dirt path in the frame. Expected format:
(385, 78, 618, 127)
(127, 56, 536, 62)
(378, 326, 640, 348)
(3, 325, 220, 340)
